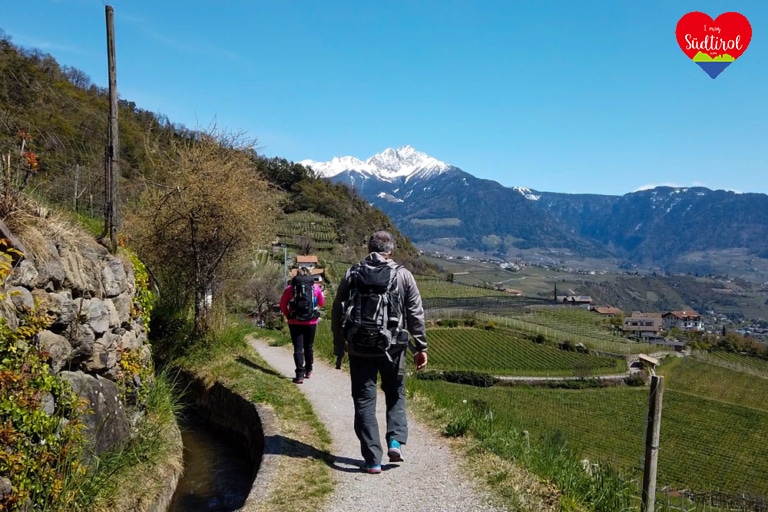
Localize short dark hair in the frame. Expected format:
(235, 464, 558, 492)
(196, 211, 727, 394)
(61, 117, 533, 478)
(368, 231, 395, 254)
(297, 266, 311, 276)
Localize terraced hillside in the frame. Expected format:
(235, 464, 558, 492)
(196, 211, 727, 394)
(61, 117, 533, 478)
(276, 211, 338, 250)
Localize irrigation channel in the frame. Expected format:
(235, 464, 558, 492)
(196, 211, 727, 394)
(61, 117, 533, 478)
(167, 408, 254, 512)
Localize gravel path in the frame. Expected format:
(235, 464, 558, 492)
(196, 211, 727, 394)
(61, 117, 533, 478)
(249, 336, 504, 512)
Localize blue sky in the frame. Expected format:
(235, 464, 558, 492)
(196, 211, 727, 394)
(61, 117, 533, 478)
(1, 1, 765, 196)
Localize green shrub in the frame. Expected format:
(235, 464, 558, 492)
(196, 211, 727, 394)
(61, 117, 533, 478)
(414, 370, 444, 381)
(542, 379, 607, 390)
(443, 416, 471, 437)
(0, 247, 87, 510)
(443, 370, 499, 388)
(624, 374, 647, 387)
(415, 369, 498, 387)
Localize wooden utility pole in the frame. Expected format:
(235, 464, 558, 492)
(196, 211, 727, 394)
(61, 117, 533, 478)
(282, 245, 288, 288)
(641, 375, 664, 512)
(102, 5, 120, 253)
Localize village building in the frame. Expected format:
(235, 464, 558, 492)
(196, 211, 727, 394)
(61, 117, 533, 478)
(556, 295, 593, 307)
(295, 254, 319, 269)
(623, 312, 663, 341)
(591, 306, 624, 317)
(662, 310, 703, 332)
(291, 254, 326, 283)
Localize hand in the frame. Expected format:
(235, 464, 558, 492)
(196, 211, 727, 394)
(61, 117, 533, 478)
(414, 351, 428, 371)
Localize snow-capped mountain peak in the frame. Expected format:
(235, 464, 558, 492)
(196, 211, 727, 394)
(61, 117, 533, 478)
(299, 155, 376, 178)
(512, 186, 541, 201)
(300, 145, 450, 180)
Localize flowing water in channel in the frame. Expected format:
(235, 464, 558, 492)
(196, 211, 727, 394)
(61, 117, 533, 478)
(167, 409, 254, 512)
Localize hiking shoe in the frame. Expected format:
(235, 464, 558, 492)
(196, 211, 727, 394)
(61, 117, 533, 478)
(360, 463, 382, 474)
(292, 377, 304, 384)
(305, 372, 312, 379)
(387, 439, 403, 462)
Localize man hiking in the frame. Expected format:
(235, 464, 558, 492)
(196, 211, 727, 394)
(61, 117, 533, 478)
(332, 230, 428, 474)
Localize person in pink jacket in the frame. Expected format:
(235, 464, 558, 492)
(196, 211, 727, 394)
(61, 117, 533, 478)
(280, 267, 325, 383)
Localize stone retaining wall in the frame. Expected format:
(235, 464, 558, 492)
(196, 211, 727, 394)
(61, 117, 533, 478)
(3, 223, 277, 510)
(5, 234, 148, 455)
(1, 222, 183, 510)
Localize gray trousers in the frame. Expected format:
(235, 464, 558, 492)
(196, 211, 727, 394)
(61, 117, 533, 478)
(349, 349, 408, 466)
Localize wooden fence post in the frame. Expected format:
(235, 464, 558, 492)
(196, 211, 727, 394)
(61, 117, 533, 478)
(641, 374, 664, 512)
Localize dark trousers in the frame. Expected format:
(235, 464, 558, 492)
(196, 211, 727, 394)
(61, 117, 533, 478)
(349, 350, 407, 466)
(289, 323, 316, 378)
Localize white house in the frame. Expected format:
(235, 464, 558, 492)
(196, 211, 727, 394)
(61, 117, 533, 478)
(662, 310, 703, 332)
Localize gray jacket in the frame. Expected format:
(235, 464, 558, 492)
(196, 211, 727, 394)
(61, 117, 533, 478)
(332, 252, 428, 357)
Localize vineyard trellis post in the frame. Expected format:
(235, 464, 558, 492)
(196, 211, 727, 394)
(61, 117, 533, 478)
(641, 374, 664, 512)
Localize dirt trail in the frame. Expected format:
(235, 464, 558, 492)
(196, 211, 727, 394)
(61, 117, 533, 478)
(249, 336, 503, 512)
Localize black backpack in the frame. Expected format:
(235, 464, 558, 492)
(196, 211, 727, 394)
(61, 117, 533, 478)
(341, 263, 408, 359)
(288, 275, 319, 321)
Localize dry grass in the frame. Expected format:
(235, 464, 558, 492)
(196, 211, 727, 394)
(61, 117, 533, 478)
(2, 195, 92, 264)
(461, 448, 561, 512)
(408, 393, 561, 512)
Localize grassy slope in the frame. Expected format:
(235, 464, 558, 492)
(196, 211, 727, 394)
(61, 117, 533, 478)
(417, 277, 664, 355)
(659, 357, 768, 410)
(423, 255, 768, 322)
(411, 378, 768, 498)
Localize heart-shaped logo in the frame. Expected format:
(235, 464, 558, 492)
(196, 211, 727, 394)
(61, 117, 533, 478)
(676, 11, 752, 79)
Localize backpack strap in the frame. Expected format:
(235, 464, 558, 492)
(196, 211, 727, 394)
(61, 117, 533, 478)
(341, 264, 362, 330)
(387, 264, 403, 328)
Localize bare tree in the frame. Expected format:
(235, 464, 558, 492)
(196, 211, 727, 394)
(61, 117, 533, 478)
(127, 129, 279, 334)
(235, 257, 284, 323)
(297, 235, 315, 255)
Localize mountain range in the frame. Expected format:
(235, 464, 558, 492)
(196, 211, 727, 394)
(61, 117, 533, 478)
(301, 146, 768, 279)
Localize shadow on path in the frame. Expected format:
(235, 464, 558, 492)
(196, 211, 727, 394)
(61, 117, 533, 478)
(236, 356, 284, 378)
(264, 434, 396, 473)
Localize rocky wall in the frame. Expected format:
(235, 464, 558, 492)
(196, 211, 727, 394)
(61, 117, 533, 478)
(4, 234, 148, 455)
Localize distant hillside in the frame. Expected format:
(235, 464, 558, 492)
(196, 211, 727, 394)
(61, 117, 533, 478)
(254, 156, 429, 272)
(424, 254, 768, 323)
(576, 274, 768, 322)
(304, 146, 768, 279)
(535, 187, 768, 265)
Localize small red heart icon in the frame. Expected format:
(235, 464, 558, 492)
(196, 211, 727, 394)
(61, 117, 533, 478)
(675, 11, 752, 78)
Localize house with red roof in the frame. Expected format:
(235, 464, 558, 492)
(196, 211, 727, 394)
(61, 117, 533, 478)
(662, 310, 703, 332)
